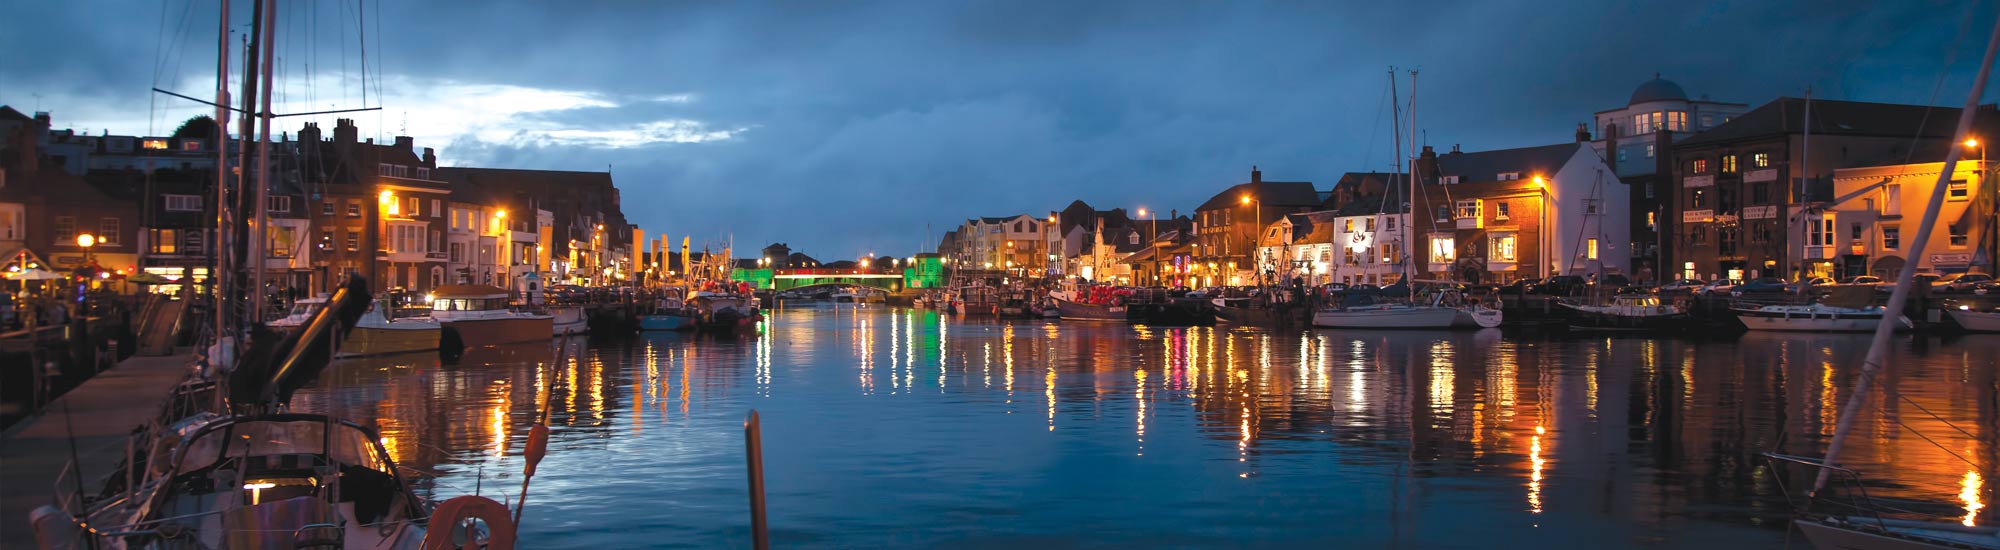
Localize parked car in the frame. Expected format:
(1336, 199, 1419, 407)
(1658, 278, 1706, 292)
(1534, 275, 1589, 296)
(1699, 279, 1744, 295)
(1731, 276, 1794, 296)
(1839, 275, 1883, 286)
(1932, 272, 1994, 292)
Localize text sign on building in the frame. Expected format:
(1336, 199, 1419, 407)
(1745, 168, 1778, 182)
(1682, 175, 1714, 188)
(1682, 209, 1715, 223)
(1743, 205, 1777, 219)
(1931, 253, 1972, 265)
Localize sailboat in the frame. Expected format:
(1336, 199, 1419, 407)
(1764, 18, 2000, 549)
(1311, 69, 1501, 330)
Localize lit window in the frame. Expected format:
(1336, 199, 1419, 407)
(141, 138, 168, 150)
(1586, 238, 1599, 260)
(347, 201, 361, 217)
(1646, 144, 1656, 158)
(1429, 236, 1456, 264)
(1665, 111, 1688, 132)
(179, 139, 202, 152)
(1646, 211, 1657, 231)
(1752, 152, 1770, 168)
(1454, 199, 1482, 219)
(1693, 159, 1708, 173)
(1721, 155, 1739, 173)
(1493, 234, 1517, 262)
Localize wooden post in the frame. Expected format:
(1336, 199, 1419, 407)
(745, 410, 770, 550)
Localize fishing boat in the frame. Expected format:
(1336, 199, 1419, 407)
(550, 305, 589, 336)
(1560, 293, 1688, 331)
(429, 284, 554, 347)
(1734, 287, 1908, 332)
(832, 288, 862, 303)
(690, 291, 759, 332)
(640, 288, 696, 331)
(338, 302, 443, 357)
(1056, 298, 1127, 321)
(1126, 288, 1215, 326)
(265, 295, 327, 332)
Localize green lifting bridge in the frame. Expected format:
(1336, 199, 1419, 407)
(731, 255, 948, 292)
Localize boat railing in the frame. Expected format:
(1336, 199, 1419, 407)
(1758, 452, 1895, 530)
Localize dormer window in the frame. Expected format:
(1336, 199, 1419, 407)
(416, 167, 431, 179)
(1455, 199, 1482, 219)
(1497, 172, 1521, 181)
(141, 139, 169, 150)
(1440, 175, 1461, 184)
(179, 139, 203, 152)
(377, 163, 409, 178)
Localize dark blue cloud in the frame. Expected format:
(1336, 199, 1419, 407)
(4, 0, 1995, 258)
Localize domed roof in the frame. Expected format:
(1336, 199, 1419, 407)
(1629, 75, 1688, 105)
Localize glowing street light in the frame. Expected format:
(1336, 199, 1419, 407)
(1966, 137, 1980, 148)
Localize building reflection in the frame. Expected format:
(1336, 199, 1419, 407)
(287, 307, 1996, 528)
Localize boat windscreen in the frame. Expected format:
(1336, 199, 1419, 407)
(178, 420, 389, 475)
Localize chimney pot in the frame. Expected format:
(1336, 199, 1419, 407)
(1251, 165, 1262, 184)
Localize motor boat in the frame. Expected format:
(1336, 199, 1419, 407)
(1313, 291, 1500, 329)
(429, 284, 554, 348)
(640, 288, 696, 331)
(1946, 302, 2000, 332)
(338, 302, 443, 358)
(1734, 287, 1908, 332)
(690, 291, 760, 332)
(265, 295, 327, 332)
(550, 305, 589, 336)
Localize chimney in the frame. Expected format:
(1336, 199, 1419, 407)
(33, 112, 50, 127)
(422, 147, 437, 167)
(1451, 143, 1461, 154)
(1417, 145, 1440, 183)
(1251, 165, 1261, 184)
(333, 118, 357, 145)
(393, 135, 414, 153)
(1575, 122, 1592, 142)
(299, 122, 322, 143)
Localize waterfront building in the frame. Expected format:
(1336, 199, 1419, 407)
(1587, 75, 1748, 281)
(1411, 142, 1629, 283)
(436, 167, 632, 286)
(294, 119, 449, 297)
(1122, 224, 1194, 287)
(1048, 201, 1140, 281)
(1191, 167, 1320, 287)
(1321, 172, 1408, 286)
(1257, 211, 1338, 285)
(1668, 98, 1999, 282)
(1823, 159, 1996, 277)
(0, 108, 143, 279)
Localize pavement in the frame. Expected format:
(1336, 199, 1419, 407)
(0, 353, 191, 548)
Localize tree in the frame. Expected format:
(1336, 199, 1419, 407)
(171, 115, 218, 139)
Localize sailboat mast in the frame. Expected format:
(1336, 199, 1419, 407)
(250, 0, 275, 323)
(1389, 67, 1403, 287)
(1813, 13, 2000, 494)
(212, 0, 231, 349)
(1407, 69, 1418, 300)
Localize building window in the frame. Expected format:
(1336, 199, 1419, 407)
(141, 138, 169, 150)
(346, 231, 360, 251)
(179, 139, 203, 151)
(1645, 144, 1656, 158)
(1720, 228, 1740, 256)
(406, 197, 420, 216)
(1948, 180, 1969, 201)
(1454, 199, 1481, 219)
(1386, 217, 1397, 231)
(164, 194, 203, 212)
(1645, 181, 1655, 199)
(1807, 217, 1832, 247)
(416, 167, 431, 180)
(431, 199, 442, 217)
(1343, 246, 1358, 265)
(1950, 225, 1970, 248)
(1497, 172, 1521, 181)
(1693, 159, 1709, 173)
(1882, 225, 1900, 250)
(150, 228, 179, 254)
(1751, 221, 1774, 243)
(1665, 111, 1688, 132)
(321, 202, 335, 216)
(1586, 238, 1600, 260)
(1701, 114, 1714, 128)
(1689, 226, 1708, 245)
(1440, 175, 1460, 184)
(269, 225, 296, 257)
(1883, 184, 1902, 215)
(1494, 201, 1511, 220)
(1429, 236, 1455, 264)
(1435, 206, 1449, 222)
(320, 228, 334, 250)
(347, 201, 361, 217)
(267, 196, 291, 213)
(1752, 152, 1770, 168)
(1647, 211, 1657, 231)
(1493, 234, 1517, 261)
(378, 164, 409, 178)
(1618, 148, 1628, 162)
(1722, 155, 1739, 173)
(54, 216, 76, 243)
(1343, 219, 1354, 232)
(1751, 182, 1770, 204)
(1584, 199, 1601, 214)
(1692, 189, 1709, 209)
(97, 218, 120, 245)
(1633, 112, 1659, 133)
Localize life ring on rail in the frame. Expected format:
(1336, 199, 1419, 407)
(421, 495, 518, 550)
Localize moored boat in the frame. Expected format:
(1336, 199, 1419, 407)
(691, 291, 760, 332)
(1055, 298, 1127, 321)
(339, 303, 443, 357)
(641, 288, 697, 331)
(265, 295, 327, 332)
(1946, 303, 2000, 332)
(1734, 287, 1907, 332)
(1560, 293, 1688, 331)
(430, 284, 554, 348)
(551, 305, 589, 336)
(1313, 291, 1499, 329)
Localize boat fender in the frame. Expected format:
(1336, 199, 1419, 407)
(421, 496, 518, 550)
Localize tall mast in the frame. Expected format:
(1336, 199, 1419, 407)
(212, 0, 231, 349)
(250, 0, 275, 323)
(1407, 69, 1419, 301)
(1388, 67, 1402, 286)
(1814, 13, 2000, 493)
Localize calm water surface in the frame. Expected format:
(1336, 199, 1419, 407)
(291, 304, 1998, 548)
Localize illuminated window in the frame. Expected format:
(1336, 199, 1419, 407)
(1721, 155, 1739, 173)
(1647, 211, 1657, 231)
(347, 201, 361, 217)
(1494, 234, 1518, 262)
(346, 231, 360, 251)
(150, 228, 178, 254)
(1586, 238, 1599, 260)
(1343, 219, 1353, 232)
(1429, 236, 1456, 264)
(406, 197, 419, 216)
(1692, 189, 1709, 209)
(179, 139, 202, 152)
(141, 138, 169, 150)
(1665, 111, 1688, 132)
(268, 225, 296, 257)
(1752, 152, 1770, 168)
(1692, 159, 1708, 173)
(1646, 144, 1656, 158)
(1454, 199, 1482, 219)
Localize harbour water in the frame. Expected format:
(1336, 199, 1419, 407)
(291, 304, 1996, 548)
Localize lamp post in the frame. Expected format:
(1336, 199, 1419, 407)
(1240, 195, 1262, 287)
(1533, 175, 1551, 279)
(74, 233, 97, 369)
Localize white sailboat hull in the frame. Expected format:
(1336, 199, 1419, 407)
(1312, 306, 1459, 328)
(1796, 517, 2000, 550)
(1947, 308, 2000, 332)
(1735, 305, 1911, 332)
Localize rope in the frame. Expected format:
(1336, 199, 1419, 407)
(1893, 415, 1984, 471)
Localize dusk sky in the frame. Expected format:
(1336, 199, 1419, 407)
(4, 0, 1995, 259)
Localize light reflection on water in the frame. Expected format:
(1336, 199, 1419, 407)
(289, 305, 1999, 548)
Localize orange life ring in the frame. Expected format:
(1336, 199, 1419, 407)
(421, 495, 518, 550)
